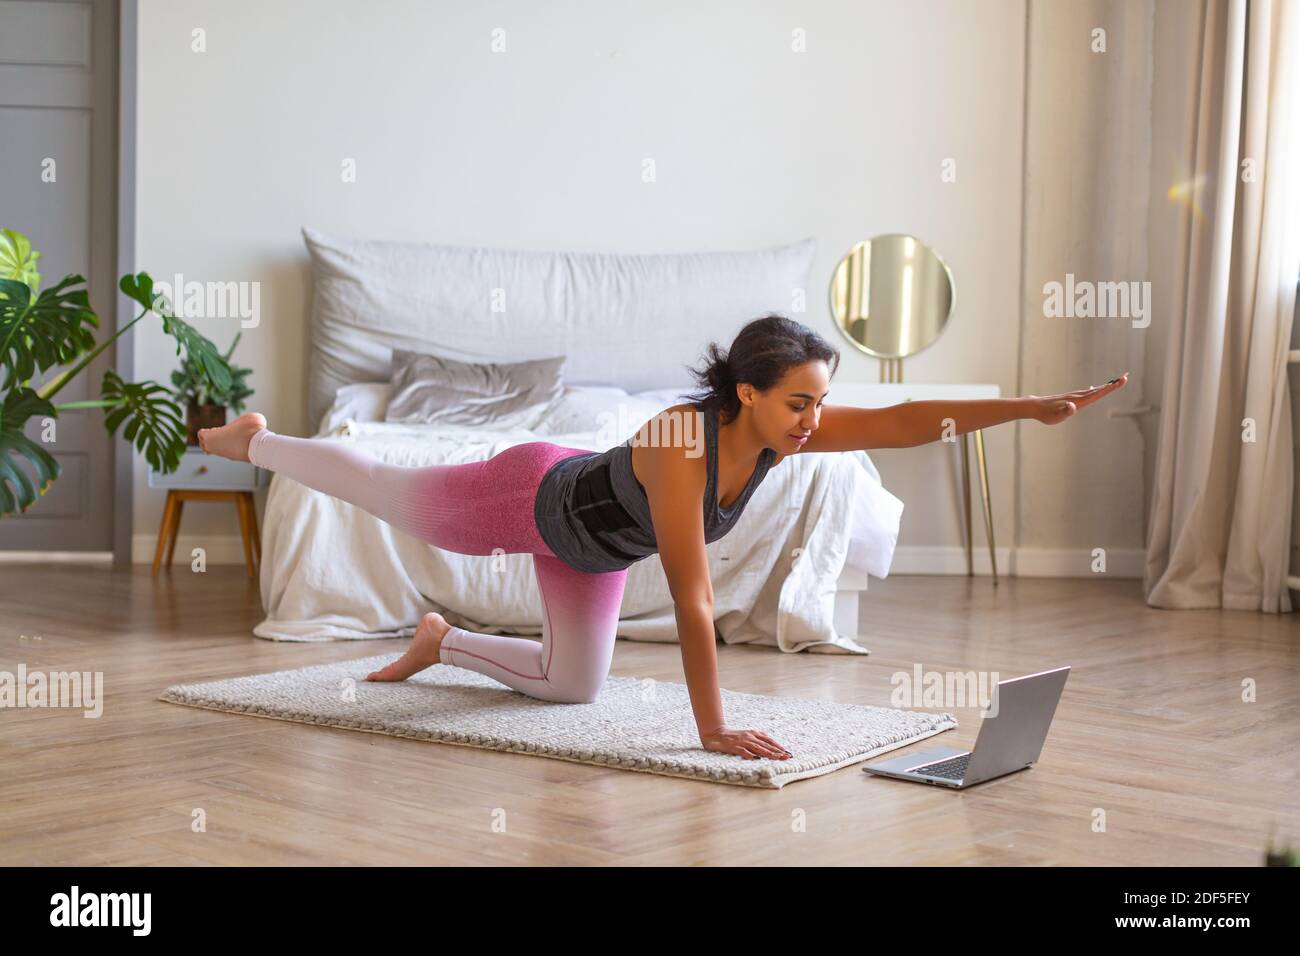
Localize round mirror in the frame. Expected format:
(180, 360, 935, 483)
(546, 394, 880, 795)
(829, 234, 955, 360)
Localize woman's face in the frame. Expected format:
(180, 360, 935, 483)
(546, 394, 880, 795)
(740, 360, 830, 452)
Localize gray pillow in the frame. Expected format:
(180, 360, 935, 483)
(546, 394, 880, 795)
(384, 349, 567, 429)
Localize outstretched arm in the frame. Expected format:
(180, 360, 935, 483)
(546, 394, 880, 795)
(800, 373, 1129, 453)
(638, 428, 793, 760)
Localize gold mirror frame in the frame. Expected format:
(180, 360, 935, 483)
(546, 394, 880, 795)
(829, 234, 956, 381)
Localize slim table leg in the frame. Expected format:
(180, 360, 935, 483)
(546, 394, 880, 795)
(152, 491, 177, 577)
(961, 434, 973, 576)
(164, 497, 184, 569)
(974, 429, 998, 585)
(246, 493, 261, 564)
(235, 493, 256, 579)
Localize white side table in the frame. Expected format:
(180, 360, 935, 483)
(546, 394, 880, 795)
(146, 447, 270, 578)
(828, 383, 1003, 584)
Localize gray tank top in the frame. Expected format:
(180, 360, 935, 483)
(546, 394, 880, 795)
(533, 402, 777, 574)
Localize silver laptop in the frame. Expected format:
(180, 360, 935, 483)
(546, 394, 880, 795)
(862, 666, 1070, 789)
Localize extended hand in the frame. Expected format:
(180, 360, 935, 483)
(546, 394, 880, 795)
(700, 725, 793, 760)
(1027, 372, 1128, 425)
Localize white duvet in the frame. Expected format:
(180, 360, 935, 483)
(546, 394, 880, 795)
(253, 396, 904, 655)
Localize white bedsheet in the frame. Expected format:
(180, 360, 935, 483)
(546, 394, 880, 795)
(252, 420, 903, 654)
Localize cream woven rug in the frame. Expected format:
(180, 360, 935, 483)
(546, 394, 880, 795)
(159, 653, 958, 788)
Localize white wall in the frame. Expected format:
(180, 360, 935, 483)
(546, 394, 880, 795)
(1014, 0, 1155, 580)
(133, 0, 1156, 576)
(1147, 0, 1199, 559)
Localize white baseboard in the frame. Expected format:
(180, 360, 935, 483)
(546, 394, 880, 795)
(889, 545, 1146, 578)
(129, 533, 253, 566)
(0, 539, 1150, 578)
(0, 551, 114, 563)
(0, 539, 261, 565)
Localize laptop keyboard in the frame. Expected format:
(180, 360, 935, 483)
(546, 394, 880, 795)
(913, 753, 970, 780)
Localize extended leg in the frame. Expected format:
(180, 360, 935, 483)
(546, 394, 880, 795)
(248, 428, 430, 536)
(438, 554, 629, 703)
(245, 428, 557, 556)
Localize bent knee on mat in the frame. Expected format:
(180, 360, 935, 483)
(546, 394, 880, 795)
(542, 680, 603, 705)
(543, 689, 600, 705)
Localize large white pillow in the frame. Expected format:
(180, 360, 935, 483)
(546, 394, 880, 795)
(633, 386, 698, 410)
(319, 382, 669, 446)
(301, 227, 816, 427)
(531, 385, 666, 445)
(315, 382, 392, 436)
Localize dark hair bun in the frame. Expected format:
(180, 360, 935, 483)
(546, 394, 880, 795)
(683, 314, 839, 423)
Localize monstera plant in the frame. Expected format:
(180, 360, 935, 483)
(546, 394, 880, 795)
(0, 228, 232, 517)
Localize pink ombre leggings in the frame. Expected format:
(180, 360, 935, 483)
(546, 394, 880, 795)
(248, 429, 629, 704)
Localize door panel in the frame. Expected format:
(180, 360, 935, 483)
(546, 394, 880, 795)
(0, 0, 117, 550)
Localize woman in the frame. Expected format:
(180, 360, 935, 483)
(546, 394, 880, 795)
(198, 314, 1127, 761)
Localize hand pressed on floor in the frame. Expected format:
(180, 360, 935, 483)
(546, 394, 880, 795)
(700, 725, 793, 760)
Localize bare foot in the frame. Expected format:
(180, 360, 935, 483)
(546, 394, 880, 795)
(197, 412, 267, 462)
(366, 612, 452, 682)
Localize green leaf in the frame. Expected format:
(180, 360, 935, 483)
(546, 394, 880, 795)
(160, 311, 232, 393)
(119, 272, 157, 314)
(100, 369, 187, 473)
(120, 271, 234, 395)
(170, 330, 253, 411)
(0, 274, 99, 391)
(0, 387, 60, 516)
(0, 229, 41, 294)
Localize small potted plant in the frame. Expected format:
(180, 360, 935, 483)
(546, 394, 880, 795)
(171, 331, 254, 445)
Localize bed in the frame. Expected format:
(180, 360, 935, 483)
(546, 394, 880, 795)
(251, 228, 905, 654)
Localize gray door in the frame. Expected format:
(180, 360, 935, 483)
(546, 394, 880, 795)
(0, 0, 118, 551)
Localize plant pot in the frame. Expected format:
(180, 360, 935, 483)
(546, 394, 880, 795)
(186, 402, 227, 445)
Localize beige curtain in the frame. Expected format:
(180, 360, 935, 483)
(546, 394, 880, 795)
(1145, 0, 1300, 611)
